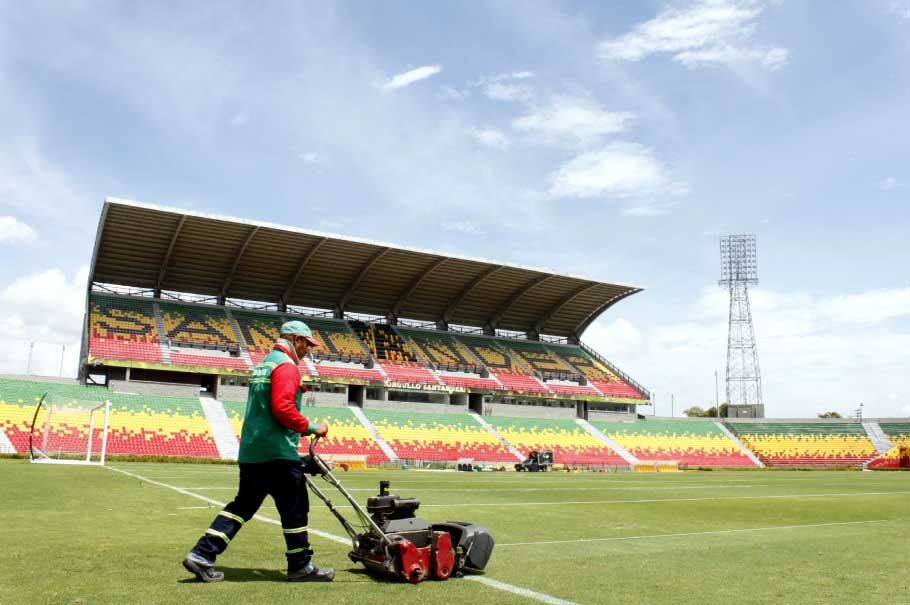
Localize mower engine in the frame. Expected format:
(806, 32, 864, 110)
(348, 481, 494, 583)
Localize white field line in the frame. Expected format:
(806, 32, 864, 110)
(498, 519, 892, 547)
(106, 466, 348, 546)
(372, 490, 910, 508)
(105, 466, 576, 605)
(464, 576, 577, 605)
(177, 506, 215, 510)
(342, 484, 762, 492)
(162, 484, 765, 493)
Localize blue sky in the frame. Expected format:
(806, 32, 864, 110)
(0, 0, 908, 418)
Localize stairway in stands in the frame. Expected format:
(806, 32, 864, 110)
(349, 406, 398, 462)
(862, 422, 893, 455)
(715, 422, 765, 467)
(198, 395, 240, 460)
(0, 428, 15, 454)
(469, 413, 524, 461)
(152, 302, 172, 364)
(575, 418, 637, 465)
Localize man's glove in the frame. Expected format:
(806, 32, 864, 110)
(301, 455, 326, 477)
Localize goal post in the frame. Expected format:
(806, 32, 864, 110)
(29, 393, 111, 465)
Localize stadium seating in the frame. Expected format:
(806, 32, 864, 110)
(159, 303, 249, 370)
(593, 419, 757, 466)
(347, 322, 437, 385)
(159, 303, 237, 347)
(727, 422, 877, 467)
(312, 363, 384, 381)
(551, 345, 644, 399)
(456, 336, 552, 394)
(504, 341, 604, 395)
(86, 296, 649, 402)
(400, 329, 479, 368)
(364, 409, 516, 462)
(305, 318, 369, 359)
(505, 341, 576, 375)
(232, 310, 284, 365)
(223, 402, 388, 464)
(0, 378, 218, 457)
(88, 294, 163, 363)
(349, 322, 416, 362)
(544, 382, 602, 396)
(400, 329, 498, 388)
(380, 362, 438, 385)
(879, 422, 910, 449)
(486, 416, 627, 465)
(436, 373, 500, 390)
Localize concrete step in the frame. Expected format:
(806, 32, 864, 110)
(349, 406, 398, 462)
(152, 303, 172, 364)
(862, 422, 893, 455)
(715, 422, 765, 468)
(199, 396, 239, 460)
(470, 413, 524, 462)
(224, 308, 253, 370)
(0, 428, 15, 454)
(575, 418, 637, 465)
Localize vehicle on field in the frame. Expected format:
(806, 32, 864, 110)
(515, 450, 554, 472)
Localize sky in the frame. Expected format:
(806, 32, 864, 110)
(0, 0, 908, 418)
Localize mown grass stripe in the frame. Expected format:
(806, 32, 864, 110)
(498, 519, 892, 547)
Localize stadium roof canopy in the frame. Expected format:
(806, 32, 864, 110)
(89, 198, 642, 339)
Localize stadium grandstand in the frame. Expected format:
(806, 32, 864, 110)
(1, 197, 900, 471)
(80, 197, 649, 413)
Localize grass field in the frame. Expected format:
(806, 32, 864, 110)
(3, 459, 909, 604)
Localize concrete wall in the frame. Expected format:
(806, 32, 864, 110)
(364, 399, 469, 414)
(109, 380, 203, 399)
(485, 402, 576, 419)
(0, 374, 81, 385)
(588, 410, 638, 423)
(311, 391, 348, 408)
(218, 385, 348, 407)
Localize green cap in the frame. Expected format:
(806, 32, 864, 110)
(279, 320, 320, 347)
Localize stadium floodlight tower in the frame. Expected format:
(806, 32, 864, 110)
(719, 235, 763, 415)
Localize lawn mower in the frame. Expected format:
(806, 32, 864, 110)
(303, 436, 494, 583)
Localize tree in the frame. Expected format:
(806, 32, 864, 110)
(683, 406, 706, 417)
(818, 411, 842, 418)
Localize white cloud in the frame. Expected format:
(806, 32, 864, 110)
(599, 0, 788, 70)
(0, 266, 89, 376)
(878, 177, 906, 190)
(0, 138, 90, 220)
(300, 152, 318, 163)
(0, 216, 37, 243)
(512, 97, 634, 142)
(890, 1, 910, 20)
(475, 71, 536, 102)
(485, 81, 536, 102)
(583, 285, 910, 418)
(674, 44, 789, 69)
(441, 221, 485, 236)
(547, 142, 687, 199)
(381, 65, 443, 90)
(438, 85, 468, 101)
(471, 128, 509, 148)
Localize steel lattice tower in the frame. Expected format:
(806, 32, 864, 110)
(719, 235, 762, 407)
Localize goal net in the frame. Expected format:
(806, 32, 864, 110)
(29, 393, 110, 465)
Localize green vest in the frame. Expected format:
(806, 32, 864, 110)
(238, 347, 305, 463)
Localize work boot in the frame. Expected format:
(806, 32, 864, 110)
(183, 552, 225, 583)
(288, 562, 335, 582)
